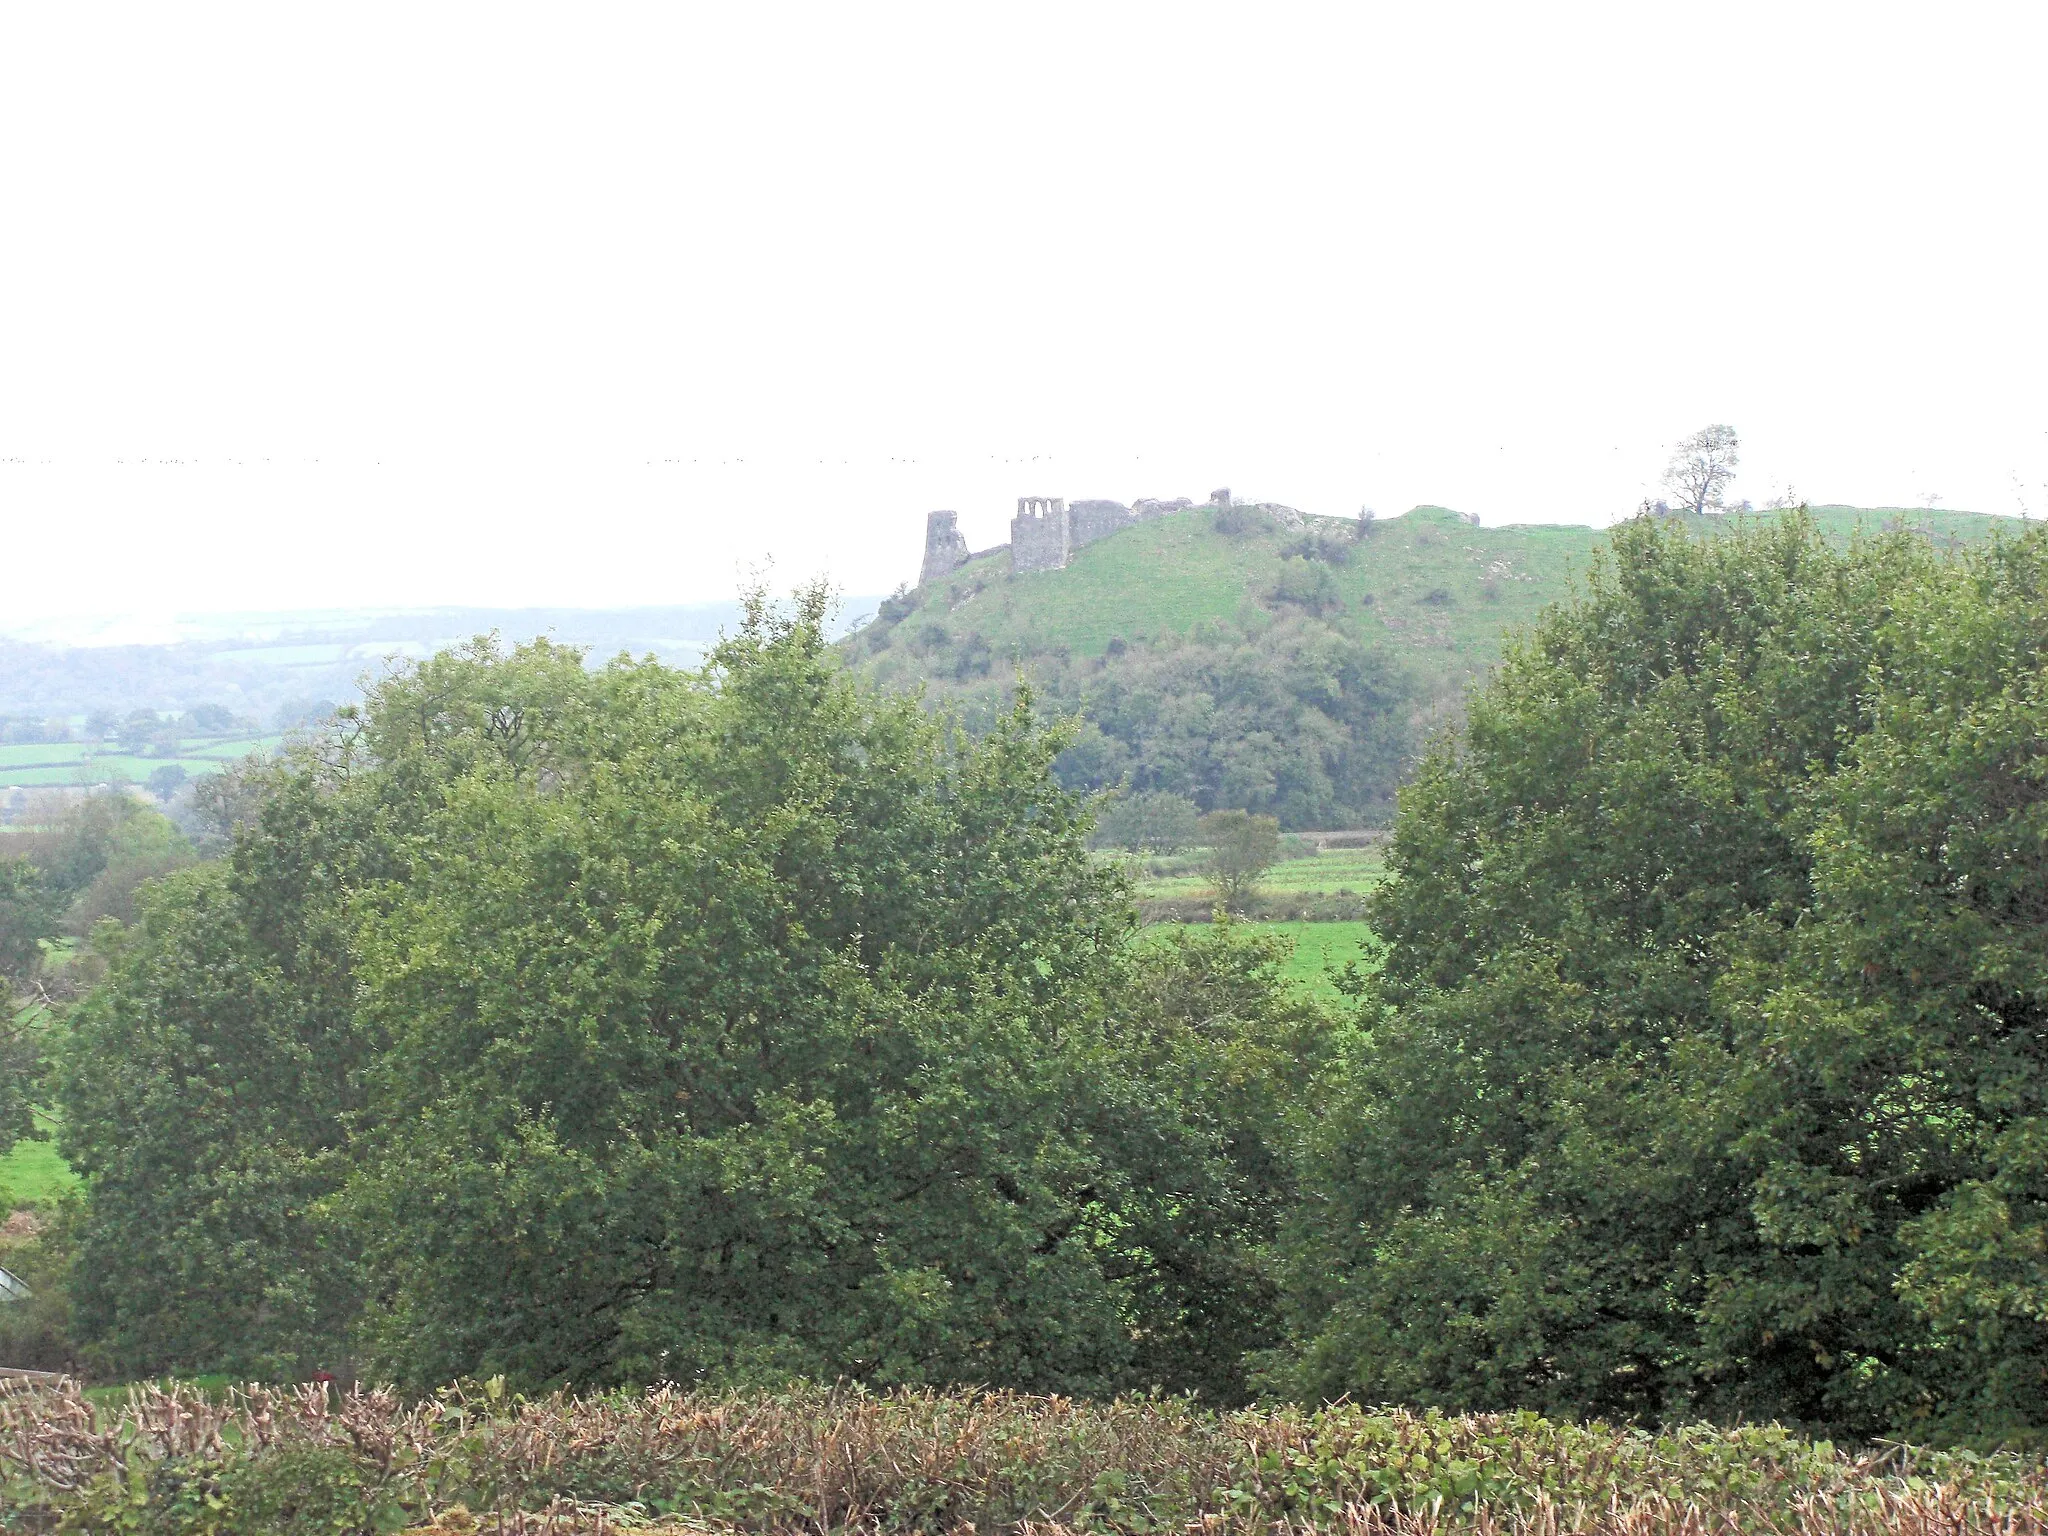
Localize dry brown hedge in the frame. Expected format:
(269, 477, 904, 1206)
(4, 1377, 2045, 1535)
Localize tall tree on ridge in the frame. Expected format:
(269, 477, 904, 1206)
(1663, 423, 1741, 515)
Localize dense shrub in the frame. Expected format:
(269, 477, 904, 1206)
(1266, 557, 1344, 616)
(1214, 504, 1274, 538)
(0, 1202, 78, 1374)
(1282, 530, 1354, 566)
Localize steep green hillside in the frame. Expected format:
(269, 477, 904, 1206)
(859, 503, 2009, 687)
(845, 503, 2018, 827)
(860, 506, 1580, 688)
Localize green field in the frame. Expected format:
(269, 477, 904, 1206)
(1139, 918, 1377, 999)
(0, 734, 279, 789)
(1132, 845, 1384, 902)
(1129, 843, 1385, 998)
(1262, 918, 1378, 991)
(0, 1110, 78, 1204)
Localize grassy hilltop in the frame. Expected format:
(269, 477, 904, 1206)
(852, 501, 2012, 702)
(856, 505, 1589, 699)
(844, 502, 2016, 829)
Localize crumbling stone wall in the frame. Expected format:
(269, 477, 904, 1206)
(919, 510, 971, 587)
(910, 494, 1214, 586)
(1069, 499, 1135, 548)
(1010, 497, 1070, 575)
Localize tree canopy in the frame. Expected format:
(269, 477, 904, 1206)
(1280, 512, 2048, 1444)
(59, 588, 1323, 1398)
(1046, 616, 1415, 828)
(0, 792, 194, 1165)
(52, 519, 2048, 1447)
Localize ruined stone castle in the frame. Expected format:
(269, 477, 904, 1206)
(920, 489, 1284, 587)
(918, 511, 973, 586)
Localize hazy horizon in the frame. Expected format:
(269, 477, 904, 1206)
(5, 4, 2043, 623)
(12, 496, 2021, 646)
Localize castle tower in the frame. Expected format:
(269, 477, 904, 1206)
(919, 510, 971, 587)
(1010, 496, 1070, 575)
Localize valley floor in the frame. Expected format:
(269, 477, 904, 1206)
(1130, 842, 1384, 997)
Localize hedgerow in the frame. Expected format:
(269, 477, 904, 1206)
(5, 1378, 2045, 1535)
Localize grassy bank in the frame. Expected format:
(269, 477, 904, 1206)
(0, 1112, 76, 1204)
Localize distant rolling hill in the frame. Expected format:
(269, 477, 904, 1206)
(0, 601, 886, 797)
(843, 502, 2019, 828)
(0, 600, 887, 727)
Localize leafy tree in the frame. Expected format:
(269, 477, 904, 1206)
(178, 757, 276, 854)
(62, 851, 367, 1379)
(117, 709, 161, 755)
(0, 856, 58, 985)
(16, 793, 145, 895)
(273, 698, 338, 731)
(0, 990, 47, 1158)
(146, 764, 188, 803)
(1663, 423, 1741, 515)
(1050, 617, 1413, 827)
(0, 716, 69, 745)
(11, 792, 195, 937)
(1201, 810, 1280, 913)
(1281, 514, 1944, 1432)
(329, 612, 1128, 1390)
(65, 845, 199, 933)
(1094, 921, 1344, 1401)
(62, 589, 1312, 1396)
(1712, 532, 2048, 1442)
(1093, 789, 1200, 852)
(0, 801, 196, 1165)
(0, 1201, 80, 1372)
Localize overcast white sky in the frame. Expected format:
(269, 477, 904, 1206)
(3, 2, 2045, 626)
